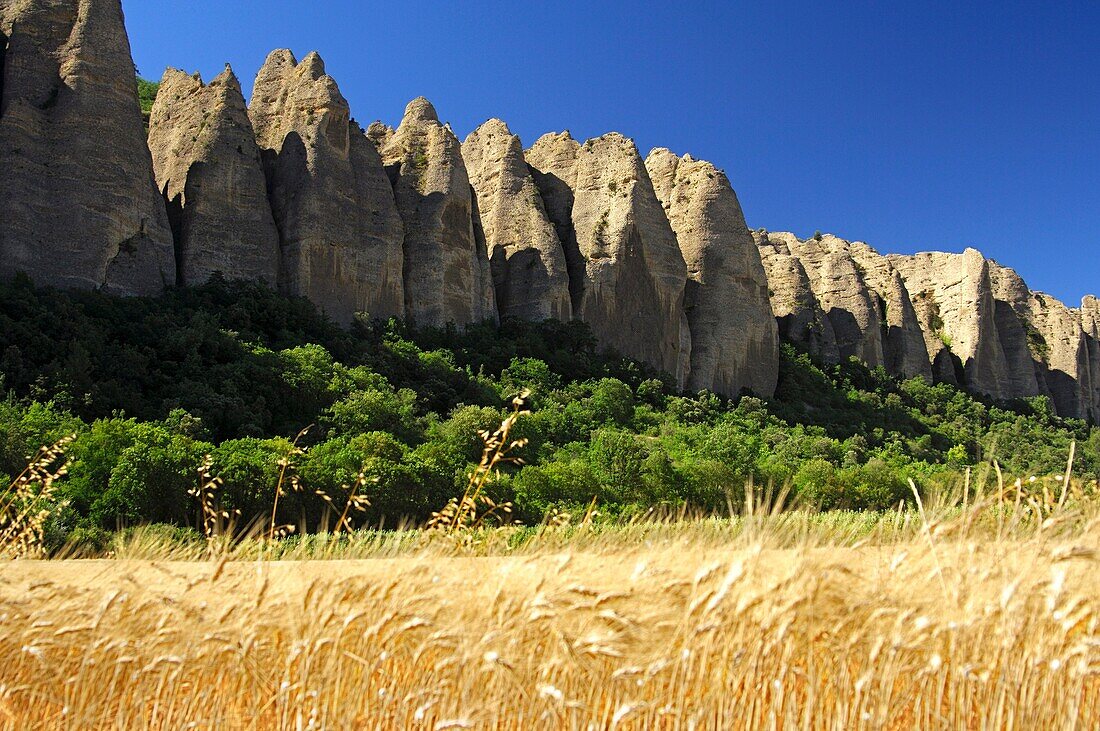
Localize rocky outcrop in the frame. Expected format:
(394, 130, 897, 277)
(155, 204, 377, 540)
(759, 233, 884, 367)
(846, 242, 931, 380)
(461, 119, 571, 322)
(374, 97, 495, 327)
(249, 50, 404, 323)
(0, 0, 175, 294)
(525, 131, 585, 313)
(986, 263, 1044, 399)
(1082, 297, 1100, 421)
(1024, 291, 1092, 419)
(889, 249, 1014, 398)
(527, 132, 691, 384)
(754, 232, 841, 364)
(148, 66, 279, 286)
(645, 149, 778, 397)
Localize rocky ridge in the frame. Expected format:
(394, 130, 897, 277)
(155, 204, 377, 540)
(0, 0, 1096, 416)
(148, 66, 279, 286)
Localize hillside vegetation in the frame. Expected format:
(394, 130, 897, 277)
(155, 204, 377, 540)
(1, 277, 1096, 549)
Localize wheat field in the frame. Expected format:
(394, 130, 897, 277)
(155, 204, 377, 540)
(1, 503, 1099, 730)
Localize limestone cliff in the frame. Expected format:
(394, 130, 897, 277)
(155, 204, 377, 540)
(1082, 297, 1100, 421)
(249, 49, 404, 324)
(645, 148, 778, 397)
(375, 97, 495, 327)
(527, 132, 691, 384)
(0, 0, 175, 294)
(847, 242, 931, 380)
(462, 119, 571, 322)
(757, 233, 884, 368)
(889, 249, 1014, 398)
(148, 66, 279, 286)
(754, 232, 841, 364)
(1024, 291, 1092, 419)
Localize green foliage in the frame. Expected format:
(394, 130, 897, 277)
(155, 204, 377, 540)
(136, 76, 159, 134)
(0, 280, 1093, 544)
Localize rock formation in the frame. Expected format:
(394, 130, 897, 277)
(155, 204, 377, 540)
(374, 97, 495, 328)
(1, 7, 1097, 418)
(461, 119, 571, 322)
(844, 242, 931, 380)
(148, 66, 279, 286)
(1024, 291, 1092, 419)
(0, 0, 175, 294)
(754, 232, 841, 364)
(645, 148, 778, 397)
(757, 233, 884, 367)
(888, 250, 1015, 398)
(1082, 297, 1100, 421)
(527, 132, 691, 384)
(249, 49, 404, 324)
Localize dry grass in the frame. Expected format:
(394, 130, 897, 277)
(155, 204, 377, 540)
(1, 501, 1099, 729)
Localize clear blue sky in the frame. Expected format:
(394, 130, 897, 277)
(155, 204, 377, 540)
(126, 0, 1099, 305)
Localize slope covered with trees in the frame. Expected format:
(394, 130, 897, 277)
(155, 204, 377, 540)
(1, 277, 1096, 548)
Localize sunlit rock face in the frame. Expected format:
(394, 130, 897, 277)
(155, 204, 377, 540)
(462, 119, 571, 322)
(249, 49, 405, 324)
(149, 66, 279, 286)
(374, 97, 496, 328)
(646, 148, 778, 397)
(527, 132, 691, 385)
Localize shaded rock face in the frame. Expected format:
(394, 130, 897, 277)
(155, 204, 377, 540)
(754, 232, 841, 364)
(375, 97, 495, 327)
(0, 0, 175, 294)
(249, 49, 404, 324)
(986, 262, 1044, 399)
(461, 119, 571, 322)
(525, 131, 585, 314)
(645, 148, 778, 397)
(1024, 291, 1092, 419)
(527, 132, 691, 384)
(148, 67, 279, 286)
(891, 252, 1099, 419)
(1082, 297, 1100, 422)
(761, 233, 884, 367)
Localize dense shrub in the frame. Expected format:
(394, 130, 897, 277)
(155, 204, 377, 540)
(0, 280, 1095, 540)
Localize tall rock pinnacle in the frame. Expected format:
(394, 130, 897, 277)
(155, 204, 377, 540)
(375, 97, 496, 327)
(249, 49, 404, 323)
(646, 149, 778, 397)
(462, 119, 571, 322)
(0, 0, 175, 294)
(148, 66, 279, 286)
(527, 132, 691, 385)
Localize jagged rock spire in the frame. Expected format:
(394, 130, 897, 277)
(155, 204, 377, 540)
(375, 96, 496, 327)
(462, 119, 571, 322)
(148, 66, 279, 286)
(248, 49, 404, 324)
(646, 148, 779, 397)
(0, 0, 175, 294)
(527, 132, 691, 384)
